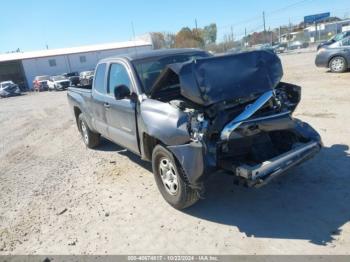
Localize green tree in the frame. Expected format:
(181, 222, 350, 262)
(174, 27, 204, 48)
(203, 23, 217, 44)
(150, 32, 166, 49)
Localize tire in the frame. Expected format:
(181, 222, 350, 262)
(329, 56, 347, 73)
(78, 114, 100, 148)
(152, 145, 199, 209)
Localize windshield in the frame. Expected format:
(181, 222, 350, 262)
(1, 81, 14, 88)
(81, 71, 93, 77)
(332, 32, 346, 42)
(132, 52, 210, 93)
(37, 76, 50, 81)
(65, 72, 78, 77)
(52, 76, 66, 81)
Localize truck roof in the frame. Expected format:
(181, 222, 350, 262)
(100, 48, 207, 62)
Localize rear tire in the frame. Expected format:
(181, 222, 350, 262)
(152, 145, 199, 209)
(78, 114, 100, 148)
(329, 56, 347, 73)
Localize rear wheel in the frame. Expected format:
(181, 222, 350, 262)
(329, 56, 347, 73)
(78, 114, 100, 148)
(152, 145, 199, 209)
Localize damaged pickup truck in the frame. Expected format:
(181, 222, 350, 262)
(67, 48, 322, 209)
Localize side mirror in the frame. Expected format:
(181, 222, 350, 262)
(114, 84, 130, 100)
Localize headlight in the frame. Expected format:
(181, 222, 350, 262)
(189, 113, 208, 141)
(317, 48, 326, 55)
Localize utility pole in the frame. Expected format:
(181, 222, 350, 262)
(263, 11, 266, 43)
(289, 18, 292, 47)
(230, 26, 234, 42)
(263, 11, 266, 32)
(245, 27, 247, 47)
(195, 19, 198, 31)
(314, 22, 317, 43)
(269, 26, 272, 45)
(279, 26, 281, 44)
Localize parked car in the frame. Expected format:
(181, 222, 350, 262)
(252, 43, 275, 52)
(272, 43, 287, 54)
(33, 75, 50, 91)
(63, 72, 80, 86)
(79, 71, 94, 86)
(315, 36, 350, 73)
(0, 81, 21, 97)
(317, 31, 350, 50)
(67, 49, 321, 209)
(48, 75, 71, 91)
(288, 41, 309, 50)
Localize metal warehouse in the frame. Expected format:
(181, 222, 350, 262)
(0, 40, 153, 89)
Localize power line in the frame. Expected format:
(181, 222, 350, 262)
(218, 0, 314, 31)
(267, 0, 314, 15)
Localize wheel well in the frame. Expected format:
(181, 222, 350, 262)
(142, 133, 160, 161)
(73, 107, 82, 128)
(328, 55, 347, 67)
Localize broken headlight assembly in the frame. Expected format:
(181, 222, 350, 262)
(189, 112, 209, 142)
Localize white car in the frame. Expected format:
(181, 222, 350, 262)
(47, 75, 71, 91)
(0, 81, 21, 97)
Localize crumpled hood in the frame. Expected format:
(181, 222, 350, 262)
(150, 50, 283, 106)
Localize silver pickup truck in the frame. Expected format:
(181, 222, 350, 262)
(67, 48, 322, 209)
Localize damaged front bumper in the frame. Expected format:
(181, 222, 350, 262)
(166, 87, 322, 190)
(235, 141, 321, 187)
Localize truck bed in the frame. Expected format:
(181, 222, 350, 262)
(69, 85, 92, 91)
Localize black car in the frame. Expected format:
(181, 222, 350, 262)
(315, 36, 350, 73)
(317, 31, 350, 50)
(79, 71, 94, 86)
(63, 72, 80, 86)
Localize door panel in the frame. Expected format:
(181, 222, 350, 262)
(105, 97, 139, 153)
(105, 62, 139, 153)
(91, 63, 108, 137)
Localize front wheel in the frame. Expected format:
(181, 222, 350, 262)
(329, 56, 347, 73)
(152, 145, 199, 209)
(78, 114, 100, 148)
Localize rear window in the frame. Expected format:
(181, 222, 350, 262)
(37, 76, 50, 81)
(93, 64, 106, 94)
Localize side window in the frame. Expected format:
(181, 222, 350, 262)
(108, 63, 132, 95)
(93, 63, 107, 94)
(79, 56, 86, 63)
(48, 59, 56, 67)
(342, 38, 350, 46)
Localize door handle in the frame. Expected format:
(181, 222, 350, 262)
(104, 103, 110, 109)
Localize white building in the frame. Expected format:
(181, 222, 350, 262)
(0, 40, 153, 89)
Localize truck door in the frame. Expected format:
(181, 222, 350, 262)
(91, 63, 109, 137)
(104, 62, 139, 154)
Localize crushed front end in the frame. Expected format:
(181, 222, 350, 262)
(214, 83, 322, 187)
(147, 50, 322, 189)
(166, 82, 321, 189)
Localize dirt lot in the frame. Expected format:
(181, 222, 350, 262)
(0, 51, 349, 255)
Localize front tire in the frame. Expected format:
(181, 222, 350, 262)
(152, 145, 199, 209)
(78, 114, 100, 148)
(329, 56, 347, 73)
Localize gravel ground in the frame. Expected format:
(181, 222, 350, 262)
(0, 51, 349, 255)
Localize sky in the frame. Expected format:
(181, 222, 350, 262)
(0, 0, 349, 53)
